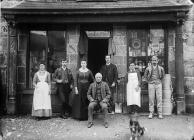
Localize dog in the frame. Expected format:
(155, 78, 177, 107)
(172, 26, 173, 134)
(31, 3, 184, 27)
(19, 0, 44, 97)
(129, 116, 145, 140)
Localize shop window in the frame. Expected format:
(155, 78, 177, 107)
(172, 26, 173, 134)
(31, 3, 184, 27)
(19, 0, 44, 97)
(128, 28, 165, 87)
(28, 30, 66, 88)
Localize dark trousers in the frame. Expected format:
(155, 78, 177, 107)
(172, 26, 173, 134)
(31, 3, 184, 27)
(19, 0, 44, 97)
(109, 86, 116, 112)
(57, 83, 72, 116)
(88, 101, 108, 123)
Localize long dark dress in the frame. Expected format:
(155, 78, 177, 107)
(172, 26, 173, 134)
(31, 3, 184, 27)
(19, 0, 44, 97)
(72, 69, 94, 120)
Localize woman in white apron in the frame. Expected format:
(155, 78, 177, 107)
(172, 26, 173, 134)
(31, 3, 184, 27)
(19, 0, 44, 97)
(32, 61, 52, 118)
(126, 63, 141, 114)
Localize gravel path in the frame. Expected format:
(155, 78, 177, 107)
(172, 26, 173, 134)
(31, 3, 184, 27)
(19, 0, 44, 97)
(1, 114, 194, 140)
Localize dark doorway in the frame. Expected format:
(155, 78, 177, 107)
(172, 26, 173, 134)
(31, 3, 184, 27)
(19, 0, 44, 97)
(88, 39, 108, 76)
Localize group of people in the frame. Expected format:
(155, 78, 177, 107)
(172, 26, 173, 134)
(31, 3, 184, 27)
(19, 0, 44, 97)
(126, 55, 165, 120)
(32, 55, 118, 127)
(31, 54, 165, 128)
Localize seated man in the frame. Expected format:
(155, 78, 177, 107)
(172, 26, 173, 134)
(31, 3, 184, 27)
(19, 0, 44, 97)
(87, 73, 111, 128)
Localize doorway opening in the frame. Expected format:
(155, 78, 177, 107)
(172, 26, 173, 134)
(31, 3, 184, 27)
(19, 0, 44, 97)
(88, 39, 108, 76)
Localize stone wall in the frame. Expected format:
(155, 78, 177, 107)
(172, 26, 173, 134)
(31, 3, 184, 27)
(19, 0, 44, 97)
(184, 5, 194, 89)
(112, 25, 127, 78)
(168, 28, 176, 87)
(0, 17, 8, 113)
(0, 17, 8, 85)
(66, 25, 80, 79)
(183, 4, 194, 113)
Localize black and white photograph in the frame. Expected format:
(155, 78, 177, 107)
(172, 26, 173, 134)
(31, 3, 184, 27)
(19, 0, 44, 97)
(0, 0, 194, 139)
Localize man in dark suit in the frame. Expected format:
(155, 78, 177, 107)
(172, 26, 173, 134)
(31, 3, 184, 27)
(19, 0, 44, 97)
(87, 73, 111, 128)
(100, 55, 118, 114)
(53, 59, 74, 119)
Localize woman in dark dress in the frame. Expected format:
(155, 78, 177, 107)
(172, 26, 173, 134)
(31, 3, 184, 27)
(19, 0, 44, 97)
(72, 60, 94, 120)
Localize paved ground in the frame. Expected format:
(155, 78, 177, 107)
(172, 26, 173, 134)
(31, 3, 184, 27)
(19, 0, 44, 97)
(1, 114, 194, 140)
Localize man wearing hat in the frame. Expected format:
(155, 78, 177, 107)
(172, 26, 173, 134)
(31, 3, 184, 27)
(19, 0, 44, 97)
(53, 59, 74, 119)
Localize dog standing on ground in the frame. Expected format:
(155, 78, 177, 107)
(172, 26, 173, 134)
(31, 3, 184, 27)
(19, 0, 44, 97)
(129, 116, 145, 140)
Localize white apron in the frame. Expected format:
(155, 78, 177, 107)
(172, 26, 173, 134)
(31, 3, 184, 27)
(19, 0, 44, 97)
(126, 72, 141, 107)
(33, 72, 51, 110)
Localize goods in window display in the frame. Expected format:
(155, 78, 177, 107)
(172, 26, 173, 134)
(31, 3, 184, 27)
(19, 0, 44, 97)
(132, 39, 141, 49)
(127, 29, 166, 112)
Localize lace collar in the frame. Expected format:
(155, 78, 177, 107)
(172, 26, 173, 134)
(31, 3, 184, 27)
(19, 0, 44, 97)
(79, 68, 89, 73)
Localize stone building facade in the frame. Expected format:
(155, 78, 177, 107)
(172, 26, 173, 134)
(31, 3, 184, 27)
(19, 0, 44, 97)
(0, 0, 194, 114)
(183, 4, 194, 113)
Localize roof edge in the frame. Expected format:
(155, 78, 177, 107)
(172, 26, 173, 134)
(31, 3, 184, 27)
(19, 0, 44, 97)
(1, 4, 192, 15)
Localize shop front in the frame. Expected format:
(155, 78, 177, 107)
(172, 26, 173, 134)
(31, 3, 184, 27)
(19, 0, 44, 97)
(1, 0, 191, 114)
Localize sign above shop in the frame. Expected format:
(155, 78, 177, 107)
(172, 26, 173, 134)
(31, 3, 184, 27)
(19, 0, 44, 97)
(86, 31, 110, 39)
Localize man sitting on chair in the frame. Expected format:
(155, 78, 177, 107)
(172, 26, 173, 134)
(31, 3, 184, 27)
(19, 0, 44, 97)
(87, 73, 111, 128)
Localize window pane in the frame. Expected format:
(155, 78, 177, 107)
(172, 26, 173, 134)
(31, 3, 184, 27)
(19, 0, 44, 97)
(149, 29, 165, 67)
(29, 31, 47, 88)
(128, 30, 148, 75)
(47, 31, 66, 75)
(47, 31, 66, 93)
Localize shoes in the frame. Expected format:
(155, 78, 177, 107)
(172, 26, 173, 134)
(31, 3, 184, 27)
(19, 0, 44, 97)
(87, 122, 93, 128)
(108, 111, 115, 115)
(158, 115, 164, 119)
(104, 122, 108, 128)
(35, 117, 41, 121)
(148, 113, 153, 119)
